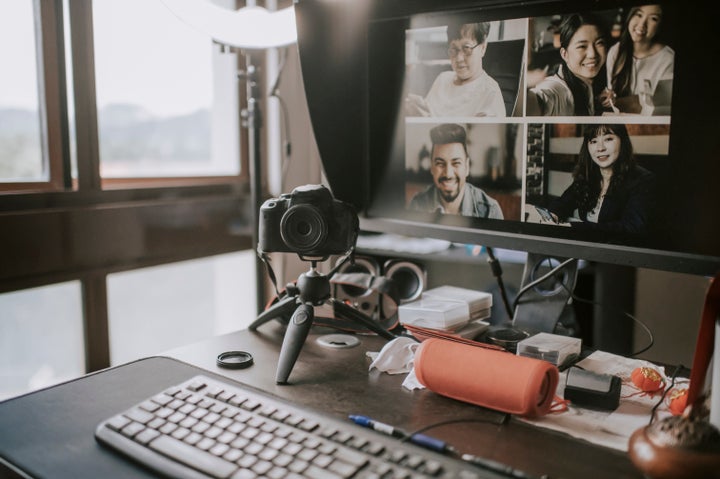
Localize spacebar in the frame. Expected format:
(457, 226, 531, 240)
(149, 435, 238, 479)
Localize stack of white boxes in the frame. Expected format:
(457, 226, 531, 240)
(398, 285, 492, 339)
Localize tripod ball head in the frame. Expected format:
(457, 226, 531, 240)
(297, 268, 331, 305)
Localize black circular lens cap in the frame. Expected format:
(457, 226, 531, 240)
(217, 351, 254, 369)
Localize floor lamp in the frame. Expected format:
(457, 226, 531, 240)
(160, 0, 298, 313)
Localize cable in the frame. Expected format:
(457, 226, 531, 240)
(405, 417, 549, 479)
(649, 365, 681, 425)
(485, 247, 514, 319)
(404, 415, 509, 440)
(558, 281, 655, 357)
(511, 257, 578, 314)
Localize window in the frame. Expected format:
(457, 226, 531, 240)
(107, 251, 256, 364)
(0, 2, 44, 182)
(0, 0, 257, 399)
(0, 282, 85, 400)
(92, 0, 240, 179)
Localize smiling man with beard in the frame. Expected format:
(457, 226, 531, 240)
(409, 123, 504, 219)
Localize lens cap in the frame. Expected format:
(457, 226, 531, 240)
(216, 351, 254, 369)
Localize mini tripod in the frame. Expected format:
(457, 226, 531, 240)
(249, 259, 397, 384)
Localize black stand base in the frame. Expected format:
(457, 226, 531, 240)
(249, 267, 395, 384)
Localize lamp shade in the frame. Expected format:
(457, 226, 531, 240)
(160, 0, 297, 49)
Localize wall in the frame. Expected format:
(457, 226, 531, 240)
(634, 269, 710, 367)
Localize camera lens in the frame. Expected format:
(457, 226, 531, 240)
(280, 204, 328, 253)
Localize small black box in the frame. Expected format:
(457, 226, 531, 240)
(564, 367, 621, 411)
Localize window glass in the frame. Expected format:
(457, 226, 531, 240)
(0, 2, 44, 182)
(0, 282, 85, 400)
(92, 0, 240, 178)
(107, 251, 256, 364)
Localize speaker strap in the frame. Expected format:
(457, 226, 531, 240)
(330, 272, 400, 305)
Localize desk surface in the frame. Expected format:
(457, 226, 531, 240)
(0, 324, 644, 479)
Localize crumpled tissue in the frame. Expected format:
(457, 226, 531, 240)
(366, 336, 425, 390)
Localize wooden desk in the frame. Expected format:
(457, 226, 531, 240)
(0, 325, 643, 478)
(164, 325, 642, 479)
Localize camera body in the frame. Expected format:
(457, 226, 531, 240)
(258, 184, 359, 258)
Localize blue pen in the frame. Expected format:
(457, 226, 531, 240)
(349, 415, 546, 479)
(349, 415, 404, 438)
(348, 415, 454, 453)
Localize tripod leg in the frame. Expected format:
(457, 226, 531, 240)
(276, 303, 314, 384)
(331, 299, 397, 340)
(248, 295, 298, 331)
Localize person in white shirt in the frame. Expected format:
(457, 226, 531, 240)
(599, 4, 674, 115)
(405, 22, 507, 118)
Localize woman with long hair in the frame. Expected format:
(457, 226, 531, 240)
(547, 124, 655, 236)
(600, 4, 674, 115)
(528, 13, 609, 116)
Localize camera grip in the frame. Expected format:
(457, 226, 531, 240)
(276, 303, 315, 384)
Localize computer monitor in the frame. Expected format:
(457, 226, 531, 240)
(295, 0, 720, 278)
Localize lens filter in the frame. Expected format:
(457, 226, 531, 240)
(216, 351, 254, 369)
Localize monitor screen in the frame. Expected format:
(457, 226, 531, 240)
(295, 0, 720, 276)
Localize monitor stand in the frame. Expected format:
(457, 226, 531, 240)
(512, 252, 578, 334)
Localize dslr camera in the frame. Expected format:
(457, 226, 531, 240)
(258, 184, 359, 258)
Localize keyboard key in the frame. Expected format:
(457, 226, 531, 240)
(230, 469, 256, 479)
(125, 408, 155, 425)
(120, 422, 145, 438)
(217, 431, 236, 445)
(335, 447, 369, 467)
(305, 464, 344, 479)
(139, 400, 161, 413)
(206, 385, 224, 398)
(163, 386, 182, 397)
(149, 434, 237, 478)
(186, 380, 206, 392)
(158, 422, 177, 435)
(329, 458, 361, 478)
(252, 460, 273, 475)
(267, 466, 289, 479)
(273, 453, 293, 468)
(217, 391, 235, 403)
(209, 443, 230, 457)
(135, 428, 161, 445)
(147, 417, 166, 430)
(152, 393, 174, 406)
(241, 399, 260, 411)
(106, 414, 131, 432)
(222, 449, 242, 463)
(171, 427, 190, 440)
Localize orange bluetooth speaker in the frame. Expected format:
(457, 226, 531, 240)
(414, 338, 559, 418)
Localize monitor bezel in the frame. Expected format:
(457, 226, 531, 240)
(294, 0, 720, 277)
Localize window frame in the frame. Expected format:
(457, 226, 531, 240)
(0, 0, 260, 373)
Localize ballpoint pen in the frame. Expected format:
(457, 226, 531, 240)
(349, 415, 549, 479)
(348, 415, 454, 453)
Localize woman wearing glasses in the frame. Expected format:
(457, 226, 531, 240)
(405, 21, 507, 117)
